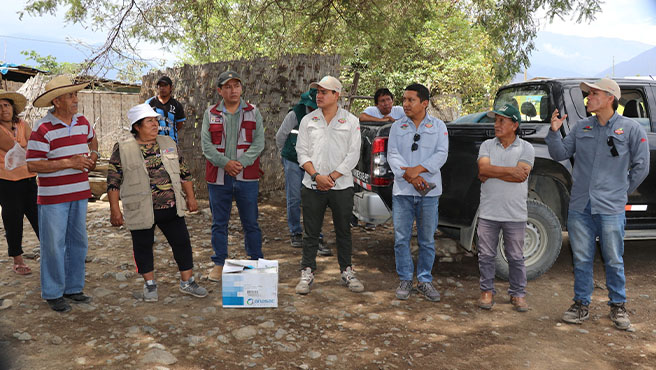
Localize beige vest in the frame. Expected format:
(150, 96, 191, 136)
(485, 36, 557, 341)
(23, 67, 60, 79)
(118, 136, 186, 230)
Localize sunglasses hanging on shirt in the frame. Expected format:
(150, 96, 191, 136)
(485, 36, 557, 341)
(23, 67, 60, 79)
(607, 136, 619, 157)
(411, 133, 421, 151)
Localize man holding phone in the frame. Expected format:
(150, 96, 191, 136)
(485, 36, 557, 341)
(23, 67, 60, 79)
(387, 83, 449, 302)
(476, 103, 534, 312)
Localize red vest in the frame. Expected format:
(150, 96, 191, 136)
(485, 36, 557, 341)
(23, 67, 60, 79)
(205, 102, 261, 185)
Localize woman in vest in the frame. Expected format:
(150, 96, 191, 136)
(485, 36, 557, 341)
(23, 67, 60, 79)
(106, 103, 207, 302)
(0, 91, 39, 275)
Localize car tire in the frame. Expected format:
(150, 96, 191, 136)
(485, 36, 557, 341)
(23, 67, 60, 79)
(494, 199, 562, 281)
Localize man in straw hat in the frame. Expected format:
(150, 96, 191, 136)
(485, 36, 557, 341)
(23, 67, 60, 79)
(26, 75, 99, 312)
(546, 78, 649, 330)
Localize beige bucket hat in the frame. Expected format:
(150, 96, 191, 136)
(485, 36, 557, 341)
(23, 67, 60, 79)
(33, 75, 89, 108)
(0, 90, 27, 114)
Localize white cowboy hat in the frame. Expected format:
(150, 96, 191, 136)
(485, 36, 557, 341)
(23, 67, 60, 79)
(33, 75, 89, 108)
(0, 90, 27, 114)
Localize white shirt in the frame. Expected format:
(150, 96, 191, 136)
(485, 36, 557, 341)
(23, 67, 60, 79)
(363, 105, 405, 120)
(296, 107, 361, 190)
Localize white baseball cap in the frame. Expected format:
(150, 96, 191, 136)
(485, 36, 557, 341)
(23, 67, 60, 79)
(310, 76, 343, 94)
(580, 78, 621, 100)
(127, 103, 162, 126)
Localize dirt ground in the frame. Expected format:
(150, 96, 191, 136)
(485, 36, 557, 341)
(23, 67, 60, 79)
(1, 195, 656, 370)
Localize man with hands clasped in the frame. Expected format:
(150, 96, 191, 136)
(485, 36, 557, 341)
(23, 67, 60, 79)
(387, 83, 448, 302)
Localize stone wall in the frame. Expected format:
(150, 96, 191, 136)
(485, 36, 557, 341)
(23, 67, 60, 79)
(141, 54, 341, 199)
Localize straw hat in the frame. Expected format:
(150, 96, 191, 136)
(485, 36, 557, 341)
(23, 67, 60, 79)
(0, 90, 27, 114)
(33, 75, 89, 108)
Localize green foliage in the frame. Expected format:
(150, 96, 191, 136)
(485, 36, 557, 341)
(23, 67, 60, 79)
(21, 0, 602, 113)
(20, 50, 83, 75)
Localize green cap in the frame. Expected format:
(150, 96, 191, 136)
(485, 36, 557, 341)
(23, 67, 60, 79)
(487, 103, 521, 123)
(217, 70, 242, 87)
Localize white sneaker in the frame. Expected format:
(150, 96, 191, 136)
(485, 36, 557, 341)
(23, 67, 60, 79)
(341, 266, 364, 293)
(295, 267, 314, 295)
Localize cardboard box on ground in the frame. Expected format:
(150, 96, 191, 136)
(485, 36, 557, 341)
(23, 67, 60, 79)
(222, 259, 278, 308)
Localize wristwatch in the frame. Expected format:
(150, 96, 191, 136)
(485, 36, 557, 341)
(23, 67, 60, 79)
(311, 173, 319, 182)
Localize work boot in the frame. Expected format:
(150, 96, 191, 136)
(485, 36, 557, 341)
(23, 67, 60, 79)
(609, 303, 631, 330)
(416, 282, 440, 302)
(562, 300, 589, 324)
(478, 291, 494, 310)
(395, 280, 413, 300)
(208, 265, 223, 282)
(290, 234, 303, 248)
(46, 297, 71, 313)
(295, 267, 314, 295)
(510, 296, 529, 312)
(341, 266, 365, 293)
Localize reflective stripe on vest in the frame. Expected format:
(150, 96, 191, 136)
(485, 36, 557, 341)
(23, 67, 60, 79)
(118, 136, 186, 230)
(205, 102, 261, 185)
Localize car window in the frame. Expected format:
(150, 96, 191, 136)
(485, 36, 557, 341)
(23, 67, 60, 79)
(495, 85, 551, 123)
(581, 87, 652, 131)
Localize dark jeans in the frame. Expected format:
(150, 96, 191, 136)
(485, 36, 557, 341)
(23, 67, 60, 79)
(0, 177, 39, 257)
(130, 207, 194, 274)
(301, 186, 353, 272)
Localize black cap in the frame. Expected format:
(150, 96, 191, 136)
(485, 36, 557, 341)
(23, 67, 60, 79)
(156, 76, 173, 86)
(217, 70, 242, 87)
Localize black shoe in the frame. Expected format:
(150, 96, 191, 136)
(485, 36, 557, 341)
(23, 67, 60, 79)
(63, 292, 92, 304)
(290, 234, 303, 248)
(47, 297, 72, 312)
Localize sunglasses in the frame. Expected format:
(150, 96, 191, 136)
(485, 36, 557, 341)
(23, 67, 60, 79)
(411, 134, 421, 151)
(607, 136, 619, 157)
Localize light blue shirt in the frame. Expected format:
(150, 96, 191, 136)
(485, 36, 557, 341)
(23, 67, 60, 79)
(387, 113, 449, 196)
(545, 112, 650, 214)
(363, 106, 405, 121)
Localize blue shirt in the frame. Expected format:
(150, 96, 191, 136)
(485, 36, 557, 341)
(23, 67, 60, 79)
(387, 113, 449, 196)
(146, 96, 186, 143)
(545, 112, 650, 214)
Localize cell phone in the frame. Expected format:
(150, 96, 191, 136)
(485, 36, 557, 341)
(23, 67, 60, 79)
(417, 182, 436, 196)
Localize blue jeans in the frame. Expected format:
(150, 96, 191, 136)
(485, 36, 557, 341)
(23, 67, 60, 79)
(38, 199, 88, 300)
(282, 157, 304, 235)
(208, 175, 263, 266)
(567, 203, 626, 306)
(477, 218, 527, 297)
(392, 195, 439, 282)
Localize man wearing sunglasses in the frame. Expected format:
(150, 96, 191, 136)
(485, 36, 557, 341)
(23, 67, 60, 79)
(387, 83, 449, 302)
(546, 78, 650, 330)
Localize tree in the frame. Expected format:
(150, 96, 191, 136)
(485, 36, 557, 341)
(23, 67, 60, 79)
(20, 50, 83, 75)
(21, 0, 601, 111)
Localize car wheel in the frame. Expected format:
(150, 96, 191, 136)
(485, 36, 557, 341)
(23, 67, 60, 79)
(494, 199, 562, 281)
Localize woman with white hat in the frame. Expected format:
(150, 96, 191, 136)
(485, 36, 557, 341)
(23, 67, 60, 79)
(0, 90, 39, 275)
(106, 103, 207, 302)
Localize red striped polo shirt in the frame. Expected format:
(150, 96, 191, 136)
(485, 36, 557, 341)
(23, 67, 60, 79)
(26, 111, 95, 205)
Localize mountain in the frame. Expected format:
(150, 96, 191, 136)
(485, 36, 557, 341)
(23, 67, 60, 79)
(513, 32, 655, 82)
(595, 46, 656, 78)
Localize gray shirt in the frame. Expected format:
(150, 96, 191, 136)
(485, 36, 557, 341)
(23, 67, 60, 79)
(275, 110, 299, 151)
(545, 112, 650, 214)
(478, 137, 535, 222)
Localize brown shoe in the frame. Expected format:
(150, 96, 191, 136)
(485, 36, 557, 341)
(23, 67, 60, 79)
(478, 291, 494, 310)
(208, 265, 223, 282)
(510, 296, 529, 312)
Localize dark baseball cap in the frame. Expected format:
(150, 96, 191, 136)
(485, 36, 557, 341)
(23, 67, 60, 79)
(487, 103, 521, 123)
(217, 71, 242, 87)
(156, 76, 173, 86)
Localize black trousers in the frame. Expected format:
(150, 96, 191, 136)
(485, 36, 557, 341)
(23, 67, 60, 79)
(130, 207, 194, 274)
(0, 177, 39, 257)
(301, 186, 354, 272)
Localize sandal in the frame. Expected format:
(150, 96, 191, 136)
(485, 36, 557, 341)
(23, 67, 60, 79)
(12, 264, 32, 275)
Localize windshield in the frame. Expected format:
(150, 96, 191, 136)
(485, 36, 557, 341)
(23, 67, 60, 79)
(495, 84, 551, 123)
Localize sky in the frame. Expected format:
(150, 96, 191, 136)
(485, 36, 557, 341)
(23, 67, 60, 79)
(1, 0, 655, 82)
